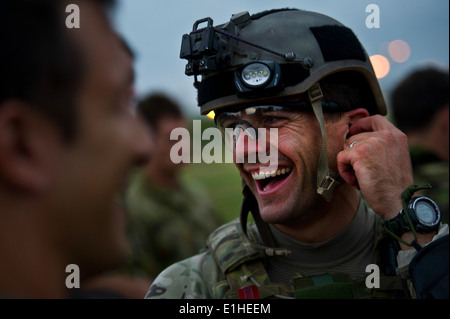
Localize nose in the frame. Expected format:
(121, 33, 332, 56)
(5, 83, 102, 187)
(234, 121, 266, 164)
(234, 120, 258, 141)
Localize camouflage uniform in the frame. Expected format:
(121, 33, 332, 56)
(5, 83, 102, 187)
(122, 171, 221, 279)
(410, 146, 449, 224)
(146, 200, 424, 299)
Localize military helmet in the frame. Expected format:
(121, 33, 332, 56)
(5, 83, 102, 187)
(180, 8, 387, 116)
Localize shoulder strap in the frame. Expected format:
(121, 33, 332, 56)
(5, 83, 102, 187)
(206, 218, 266, 274)
(207, 218, 294, 299)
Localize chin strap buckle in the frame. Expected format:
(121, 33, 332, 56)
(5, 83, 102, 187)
(317, 172, 344, 202)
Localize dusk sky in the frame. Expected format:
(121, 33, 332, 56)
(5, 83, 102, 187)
(111, 0, 449, 116)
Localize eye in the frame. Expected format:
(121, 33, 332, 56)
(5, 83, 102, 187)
(221, 120, 239, 131)
(266, 115, 282, 122)
(262, 114, 288, 127)
(217, 115, 240, 131)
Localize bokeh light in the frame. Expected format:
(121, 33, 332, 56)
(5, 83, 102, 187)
(206, 110, 215, 120)
(370, 54, 391, 79)
(388, 39, 411, 63)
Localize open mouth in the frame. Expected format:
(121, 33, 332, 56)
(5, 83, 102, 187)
(251, 167, 293, 193)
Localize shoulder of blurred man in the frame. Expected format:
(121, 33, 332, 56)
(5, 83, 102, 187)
(125, 169, 220, 234)
(127, 170, 216, 215)
(124, 170, 222, 278)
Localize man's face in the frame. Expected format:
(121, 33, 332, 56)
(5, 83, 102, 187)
(154, 116, 188, 173)
(230, 106, 347, 226)
(47, 1, 151, 276)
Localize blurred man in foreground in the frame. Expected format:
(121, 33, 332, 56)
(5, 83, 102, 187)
(0, 0, 151, 298)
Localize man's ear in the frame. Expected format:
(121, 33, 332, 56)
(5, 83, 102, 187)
(0, 100, 60, 193)
(347, 108, 370, 125)
(343, 108, 370, 140)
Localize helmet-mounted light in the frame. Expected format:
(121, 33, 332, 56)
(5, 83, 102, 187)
(241, 63, 270, 86)
(234, 61, 283, 98)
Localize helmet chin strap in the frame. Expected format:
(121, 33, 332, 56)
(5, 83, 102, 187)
(240, 183, 291, 256)
(308, 83, 344, 202)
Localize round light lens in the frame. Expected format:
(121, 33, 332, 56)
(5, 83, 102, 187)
(241, 63, 271, 87)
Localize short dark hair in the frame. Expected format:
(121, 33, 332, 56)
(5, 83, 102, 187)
(321, 71, 378, 114)
(391, 67, 449, 133)
(137, 93, 184, 129)
(315, 71, 377, 123)
(0, 0, 115, 141)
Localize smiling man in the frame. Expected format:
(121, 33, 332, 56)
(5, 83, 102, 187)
(0, 0, 151, 298)
(147, 9, 448, 299)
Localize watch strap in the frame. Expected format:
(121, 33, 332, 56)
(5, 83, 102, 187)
(384, 210, 411, 237)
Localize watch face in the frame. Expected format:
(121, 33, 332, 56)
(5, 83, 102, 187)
(415, 200, 438, 225)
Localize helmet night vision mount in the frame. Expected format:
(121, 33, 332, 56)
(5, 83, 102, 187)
(180, 13, 294, 101)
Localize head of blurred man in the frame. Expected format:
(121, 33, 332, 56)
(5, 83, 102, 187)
(0, 0, 151, 297)
(137, 93, 188, 185)
(391, 67, 449, 161)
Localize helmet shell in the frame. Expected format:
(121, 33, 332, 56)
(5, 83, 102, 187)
(195, 9, 386, 116)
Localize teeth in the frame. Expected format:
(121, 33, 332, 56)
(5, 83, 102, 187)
(252, 167, 292, 181)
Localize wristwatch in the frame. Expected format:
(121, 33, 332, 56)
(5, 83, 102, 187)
(384, 196, 441, 236)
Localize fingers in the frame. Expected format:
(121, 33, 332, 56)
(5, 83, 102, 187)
(345, 115, 408, 151)
(348, 114, 397, 137)
(336, 149, 359, 189)
(337, 115, 414, 218)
